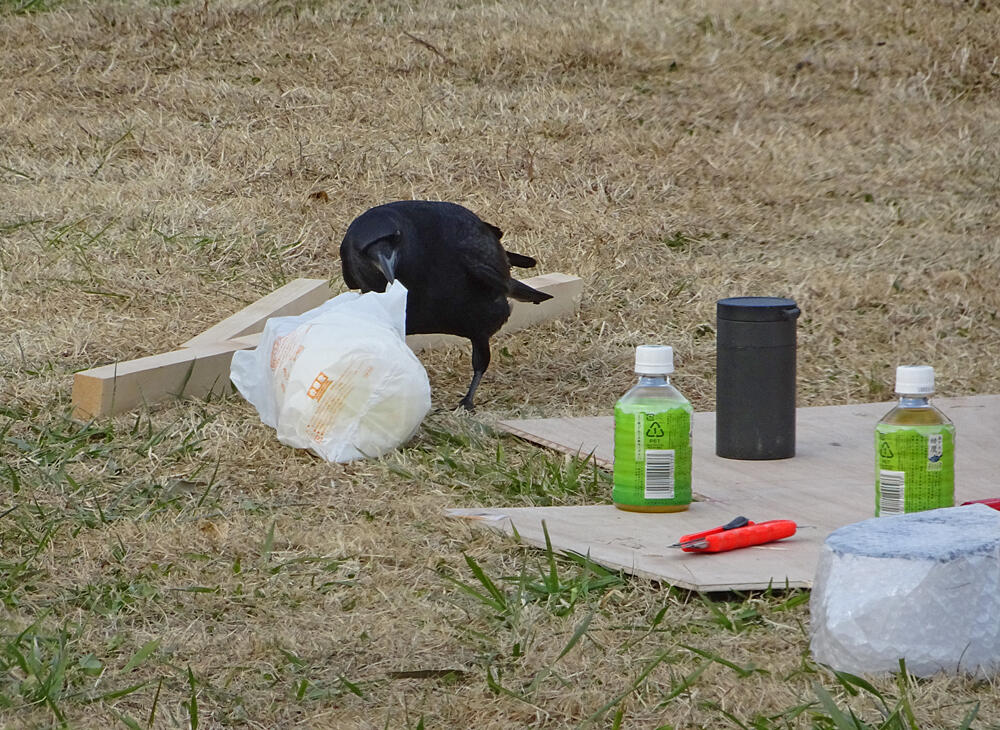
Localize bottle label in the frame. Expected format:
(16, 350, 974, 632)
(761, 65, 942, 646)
(875, 423, 955, 516)
(613, 406, 692, 506)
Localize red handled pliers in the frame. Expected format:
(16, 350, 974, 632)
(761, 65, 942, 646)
(669, 515, 798, 553)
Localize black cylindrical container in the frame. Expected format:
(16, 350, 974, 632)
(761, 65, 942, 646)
(716, 297, 800, 460)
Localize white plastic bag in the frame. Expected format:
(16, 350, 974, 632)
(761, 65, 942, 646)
(230, 281, 431, 463)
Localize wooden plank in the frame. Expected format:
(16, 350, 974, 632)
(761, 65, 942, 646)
(405, 333, 466, 353)
(448, 395, 1000, 591)
(407, 273, 583, 353)
(71, 343, 248, 420)
(71, 273, 581, 418)
(182, 278, 332, 348)
(501, 272, 583, 332)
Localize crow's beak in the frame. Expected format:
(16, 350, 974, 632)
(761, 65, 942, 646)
(371, 240, 399, 283)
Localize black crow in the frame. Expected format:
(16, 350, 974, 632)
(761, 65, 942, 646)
(339, 200, 553, 410)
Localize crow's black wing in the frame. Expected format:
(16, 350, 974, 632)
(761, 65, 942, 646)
(340, 243, 364, 289)
(454, 224, 515, 294)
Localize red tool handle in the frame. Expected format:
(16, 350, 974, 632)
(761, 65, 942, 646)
(682, 520, 797, 553)
(678, 515, 754, 544)
(961, 498, 1000, 511)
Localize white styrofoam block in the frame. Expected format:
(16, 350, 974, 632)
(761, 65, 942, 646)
(810, 504, 1000, 677)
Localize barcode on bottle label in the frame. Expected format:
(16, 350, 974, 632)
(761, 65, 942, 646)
(879, 469, 905, 515)
(644, 449, 675, 499)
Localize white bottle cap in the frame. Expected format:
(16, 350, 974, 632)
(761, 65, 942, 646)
(895, 365, 935, 395)
(635, 345, 674, 375)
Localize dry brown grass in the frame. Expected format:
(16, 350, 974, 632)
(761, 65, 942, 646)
(2, 0, 1000, 727)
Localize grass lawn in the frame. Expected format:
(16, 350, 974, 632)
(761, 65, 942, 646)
(2, 0, 999, 726)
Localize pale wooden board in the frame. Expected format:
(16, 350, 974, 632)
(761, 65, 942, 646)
(192, 274, 582, 354)
(181, 278, 333, 348)
(71, 343, 245, 420)
(72, 278, 332, 418)
(500, 273, 583, 332)
(72, 273, 582, 418)
(448, 395, 1000, 591)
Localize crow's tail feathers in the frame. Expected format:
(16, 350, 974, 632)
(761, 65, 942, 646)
(505, 250, 537, 268)
(509, 279, 554, 304)
(505, 250, 551, 303)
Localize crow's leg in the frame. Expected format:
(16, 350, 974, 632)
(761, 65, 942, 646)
(458, 337, 491, 411)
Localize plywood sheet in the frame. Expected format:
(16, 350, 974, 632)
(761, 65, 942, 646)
(448, 396, 1000, 591)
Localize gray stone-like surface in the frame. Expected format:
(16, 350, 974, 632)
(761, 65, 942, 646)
(811, 504, 1000, 677)
(825, 504, 1000, 561)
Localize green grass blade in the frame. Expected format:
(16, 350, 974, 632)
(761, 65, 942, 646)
(114, 711, 142, 730)
(439, 573, 507, 613)
(957, 701, 979, 730)
(700, 701, 752, 729)
(122, 639, 160, 672)
(586, 649, 672, 722)
(541, 520, 560, 593)
(895, 659, 920, 730)
(185, 666, 198, 730)
(832, 669, 884, 702)
(812, 682, 862, 730)
(339, 675, 365, 698)
(610, 704, 625, 729)
(147, 677, 162, 728)
(86, 682, 148, 703)
(556, 610, 594, 662)
(679, 644, 760, 678)
(509, 520, 522, 543)
(462, 553, 508, 607)
(661, 661, 709, 702)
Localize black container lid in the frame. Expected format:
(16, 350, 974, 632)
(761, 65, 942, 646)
(717, 296, 800, 322)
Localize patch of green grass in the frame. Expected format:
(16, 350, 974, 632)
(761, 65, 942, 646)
(0, 510, 62, 610)
(0, 0, 65, 14)
(0, 622, 76, 722)
(660, 231, 693, 250)
(1, 404, 117, 471)
(694, 591, 765, 634)
(267, 646, 369, 706)
(64, 573, 160, 619)
(2, 405, 225, 526)
(0, 620, 152, 724)
(442, 522, 624, 624)
(398, 423, 611, 507)
(585, 648, 676, 723)
(497, 448, 610, 506)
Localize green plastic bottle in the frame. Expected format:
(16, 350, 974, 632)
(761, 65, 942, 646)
(613, 345, 693, 512)
(875, 365, 955, 516)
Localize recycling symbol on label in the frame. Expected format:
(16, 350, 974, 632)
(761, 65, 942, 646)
(879, 441, 894, 459)
(645, 421, 664, 438)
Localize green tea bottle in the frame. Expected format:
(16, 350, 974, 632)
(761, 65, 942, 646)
(875, 365, 955, 516)
(613, 345, 693, 513)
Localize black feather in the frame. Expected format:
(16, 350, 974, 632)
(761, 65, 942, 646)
(339, 200, 553, 410)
